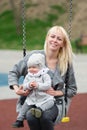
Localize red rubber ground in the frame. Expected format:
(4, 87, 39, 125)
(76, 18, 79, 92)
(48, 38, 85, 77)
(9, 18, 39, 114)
(0, 93, 87, 130)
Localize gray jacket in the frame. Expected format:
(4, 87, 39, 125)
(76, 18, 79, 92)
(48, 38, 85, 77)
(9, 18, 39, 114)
(23, 68, 55, 107)
(8, 50, 77, 123)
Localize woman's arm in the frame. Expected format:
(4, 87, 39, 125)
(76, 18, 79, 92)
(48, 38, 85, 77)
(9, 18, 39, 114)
(8, 54, 30, 96)
(13, 85, 30, 96)
(64, 64, 77, 98)
(45, 64, 77, 97)
(8, 57, 27, 89)
(45, 87, 64, 96)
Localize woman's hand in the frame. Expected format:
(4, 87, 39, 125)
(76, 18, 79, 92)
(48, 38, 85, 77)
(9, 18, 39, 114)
(13, 85, 30, 96)
(45, 87, 63, 96)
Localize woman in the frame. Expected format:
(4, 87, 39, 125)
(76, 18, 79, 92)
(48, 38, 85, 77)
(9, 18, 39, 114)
(8, 26, 77, 130)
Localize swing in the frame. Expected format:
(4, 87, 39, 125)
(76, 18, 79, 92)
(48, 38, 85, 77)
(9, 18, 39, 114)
(21, 0, 73, 123)
(61, 0, 72, 123)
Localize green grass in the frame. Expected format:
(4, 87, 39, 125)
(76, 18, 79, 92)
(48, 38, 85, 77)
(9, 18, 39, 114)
(72, 39, 87, 53)
(0, 4, 67, 50)
(0, 10, 21, 49)
(0, 10, 55, 50)
(0, 7, 87, 53)
(51, 5, 66, 14)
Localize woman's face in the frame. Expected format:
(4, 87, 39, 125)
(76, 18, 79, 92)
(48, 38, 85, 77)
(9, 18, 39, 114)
(47, 29, 64, 51)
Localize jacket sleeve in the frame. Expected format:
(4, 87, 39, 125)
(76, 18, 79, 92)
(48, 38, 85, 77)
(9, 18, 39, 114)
(23, 74, 34, 90)
(8, 55, 29, 89)
(64, 64, 77, 98)
(37, 74, 51, 90)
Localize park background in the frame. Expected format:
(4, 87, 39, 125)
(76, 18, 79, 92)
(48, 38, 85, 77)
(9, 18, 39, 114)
(0, 0, 87, 130)
(0, 0, 87, 52)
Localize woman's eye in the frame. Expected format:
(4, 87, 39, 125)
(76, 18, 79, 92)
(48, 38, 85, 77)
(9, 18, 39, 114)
(51, 35, 55, 38)
(57, 37, 63, 41)
(50, 35, 63, 41)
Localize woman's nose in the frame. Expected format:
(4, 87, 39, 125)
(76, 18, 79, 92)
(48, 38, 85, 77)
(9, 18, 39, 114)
(54, 37, 58, 42)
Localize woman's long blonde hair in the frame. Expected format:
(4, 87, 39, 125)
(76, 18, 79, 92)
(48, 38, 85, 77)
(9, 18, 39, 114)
(44, 26, 73, 76)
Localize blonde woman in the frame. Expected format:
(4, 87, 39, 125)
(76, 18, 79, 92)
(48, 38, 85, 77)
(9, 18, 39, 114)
(8, 26, 77, 130)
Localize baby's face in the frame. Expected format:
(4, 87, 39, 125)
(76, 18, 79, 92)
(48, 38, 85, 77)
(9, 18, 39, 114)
(28, 66, 40, 74)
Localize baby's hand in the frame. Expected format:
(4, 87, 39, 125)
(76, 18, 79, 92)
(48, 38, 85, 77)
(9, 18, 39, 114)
(30, 81, 38, 88)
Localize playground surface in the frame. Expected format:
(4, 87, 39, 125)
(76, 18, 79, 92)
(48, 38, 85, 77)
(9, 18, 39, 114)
(0, 93, 87, 130)
(0, 50, 87, 130)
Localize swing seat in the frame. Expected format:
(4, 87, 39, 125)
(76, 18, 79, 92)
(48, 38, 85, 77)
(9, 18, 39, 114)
(54, 97, 71, 124)
(61, 116, 70, 123)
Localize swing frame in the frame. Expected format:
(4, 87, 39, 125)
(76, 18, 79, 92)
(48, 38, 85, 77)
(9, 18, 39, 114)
(21, 0, 73, 123)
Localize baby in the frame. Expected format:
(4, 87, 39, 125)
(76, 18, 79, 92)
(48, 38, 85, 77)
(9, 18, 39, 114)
(12, 53, 55, 128)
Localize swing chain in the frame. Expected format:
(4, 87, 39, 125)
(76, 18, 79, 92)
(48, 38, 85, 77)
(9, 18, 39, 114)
(63, 0, 72, 118)
(68, 0, 72, 40)
(21, 0, 26, 57)
(20, 0, 72, 55)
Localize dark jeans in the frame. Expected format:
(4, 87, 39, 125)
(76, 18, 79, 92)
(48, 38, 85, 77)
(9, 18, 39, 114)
(26, 104, 58, 130)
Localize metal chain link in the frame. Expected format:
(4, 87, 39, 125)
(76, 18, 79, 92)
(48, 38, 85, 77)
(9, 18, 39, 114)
(21, 0, 26, 57)
(68, 0, 73, 40)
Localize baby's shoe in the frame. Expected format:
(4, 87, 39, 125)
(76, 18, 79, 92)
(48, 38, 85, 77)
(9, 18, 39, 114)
(34, 108, 42, 118)
(12, 120, 24, 128)
(30, 108, 35, 116)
